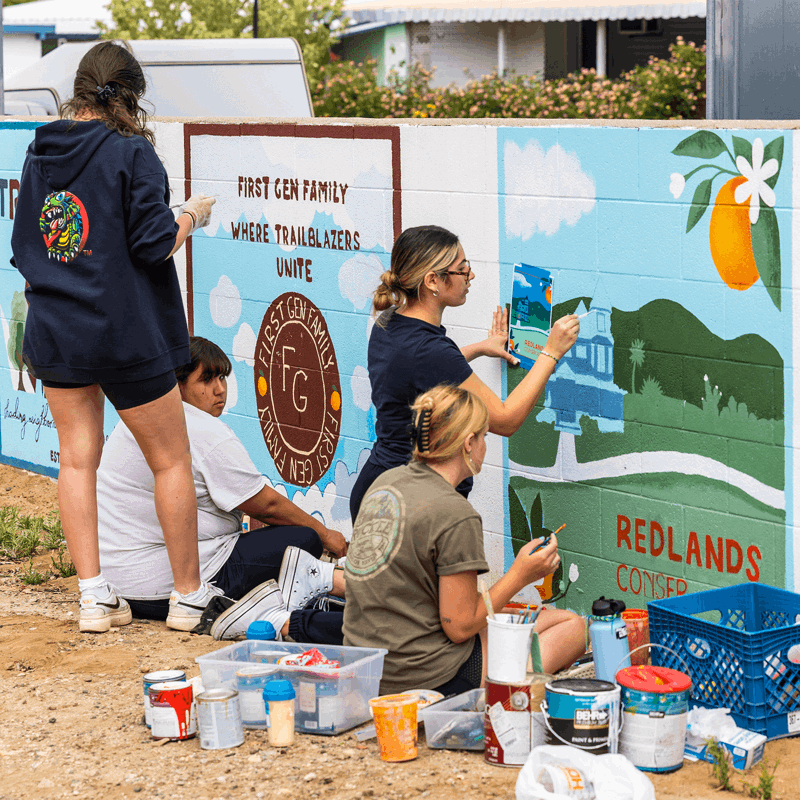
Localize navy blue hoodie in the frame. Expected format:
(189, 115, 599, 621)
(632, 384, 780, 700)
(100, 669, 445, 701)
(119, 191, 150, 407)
(11, 119, 190, 383)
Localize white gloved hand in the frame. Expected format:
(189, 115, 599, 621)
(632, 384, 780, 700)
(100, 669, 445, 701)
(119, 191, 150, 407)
(181, 194, 216, 233)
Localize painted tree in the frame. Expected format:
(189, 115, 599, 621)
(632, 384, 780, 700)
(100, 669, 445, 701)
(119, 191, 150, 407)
(7, 291, 35, 392)
(99, 0, 344, 82)
(628, 338, 645, 394)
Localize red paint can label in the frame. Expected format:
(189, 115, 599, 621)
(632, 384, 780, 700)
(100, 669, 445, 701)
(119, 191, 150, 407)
(149, 681, 196, 740)
(484, 679, 532, 767)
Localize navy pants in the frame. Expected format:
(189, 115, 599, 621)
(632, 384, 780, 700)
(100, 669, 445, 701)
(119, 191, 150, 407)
(125, 525, 343, 645)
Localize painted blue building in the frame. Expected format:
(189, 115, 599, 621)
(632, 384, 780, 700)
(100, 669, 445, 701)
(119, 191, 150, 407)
(537, 283, 625, 435)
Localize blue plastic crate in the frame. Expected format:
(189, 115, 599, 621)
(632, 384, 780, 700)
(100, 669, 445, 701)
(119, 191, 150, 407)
(648, 583, 800, 740)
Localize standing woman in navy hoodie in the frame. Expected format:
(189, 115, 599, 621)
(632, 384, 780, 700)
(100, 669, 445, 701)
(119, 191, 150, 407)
(11, 42, 217, 633)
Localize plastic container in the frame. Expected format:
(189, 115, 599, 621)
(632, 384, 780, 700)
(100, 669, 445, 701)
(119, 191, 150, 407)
(648, 583, 800, 740)
(369, 694, 418, 761)
(423, 688, 484, 750)
(622, 610, 650, 666)
(589, 597, 631, 682)
(196, 640, 387, 735)
(264, 680, 295, 746)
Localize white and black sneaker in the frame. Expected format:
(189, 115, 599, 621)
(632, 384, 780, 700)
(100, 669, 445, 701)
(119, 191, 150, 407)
(167, 581, 225, 631)
(210, 580, 291, 641)
(79, 586, 132, 633)
(278, 546, 335, 612)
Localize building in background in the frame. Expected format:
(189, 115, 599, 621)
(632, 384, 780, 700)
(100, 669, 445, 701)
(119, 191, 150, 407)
(2, 0, 108, 79)
(339, 0, 705, 86)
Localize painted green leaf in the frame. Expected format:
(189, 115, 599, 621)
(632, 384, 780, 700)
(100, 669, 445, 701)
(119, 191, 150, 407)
(672, 131, 728, 160)
(763, 136, 784, 190)
(686, 178, 714, 233)
(509, 486, 531, 558)
(751, 206, 781, 311)
(732, 136, 753, 167)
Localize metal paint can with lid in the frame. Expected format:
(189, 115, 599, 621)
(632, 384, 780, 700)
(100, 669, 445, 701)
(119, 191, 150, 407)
(149, 680, 196, 740)
(236, 664, 281, 728)
(484, 678, 532, 767)
(143, 670, 186, 728)
(196, 689, 244, 750)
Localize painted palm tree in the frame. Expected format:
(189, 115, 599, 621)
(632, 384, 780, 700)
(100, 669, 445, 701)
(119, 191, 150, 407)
(628, 338, 645, 394)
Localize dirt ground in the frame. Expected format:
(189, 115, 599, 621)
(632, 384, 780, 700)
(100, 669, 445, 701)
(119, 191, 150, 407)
(1, 463, 798, 800)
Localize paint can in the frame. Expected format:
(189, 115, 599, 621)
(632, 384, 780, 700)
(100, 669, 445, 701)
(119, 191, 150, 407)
(484, 678, 532, 767)
(297, 667, 340, 733)
(237, 664, 281, 728)
(196, 689, 245, 750)
(142, 670, 186, 728)
(542, 678, 621, 754)
(530, 673, 553, 749)
(250, 648, 289, 665)
(149, 680, 196, 740)
(617, 665, 691, 773)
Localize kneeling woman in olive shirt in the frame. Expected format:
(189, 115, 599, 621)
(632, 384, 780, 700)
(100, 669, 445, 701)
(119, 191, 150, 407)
(343, 384, 586, 696)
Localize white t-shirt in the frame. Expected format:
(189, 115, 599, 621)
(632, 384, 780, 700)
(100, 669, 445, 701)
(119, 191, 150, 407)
(97, 402, 267, 599)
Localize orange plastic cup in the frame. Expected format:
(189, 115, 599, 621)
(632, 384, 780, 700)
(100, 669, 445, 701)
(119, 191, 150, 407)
(369, 694, 418, 762)
(622, 609, 649, 666)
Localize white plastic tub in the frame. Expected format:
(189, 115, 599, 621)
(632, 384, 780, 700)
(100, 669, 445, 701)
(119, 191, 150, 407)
(423, 688, 485, 750)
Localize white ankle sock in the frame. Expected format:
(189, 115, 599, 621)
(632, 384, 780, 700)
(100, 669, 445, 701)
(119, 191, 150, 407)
(179, 582, 209, 603)
(78, 574, 112, 599)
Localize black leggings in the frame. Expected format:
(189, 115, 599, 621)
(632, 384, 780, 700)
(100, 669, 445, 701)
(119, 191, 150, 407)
(433, 635, 483, 697)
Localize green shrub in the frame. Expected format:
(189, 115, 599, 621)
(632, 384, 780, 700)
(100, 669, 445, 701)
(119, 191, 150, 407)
(314, 37, 705, 120)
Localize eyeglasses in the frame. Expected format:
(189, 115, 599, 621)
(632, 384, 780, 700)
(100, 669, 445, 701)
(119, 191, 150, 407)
(443, 261, 472, 279)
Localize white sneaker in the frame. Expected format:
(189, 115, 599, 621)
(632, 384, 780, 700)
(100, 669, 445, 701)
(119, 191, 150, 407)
(166, 581, 225, 631)
(278, 547, 335, 612)
(210, 580, 291, 641)
(79, 586, 132, 633)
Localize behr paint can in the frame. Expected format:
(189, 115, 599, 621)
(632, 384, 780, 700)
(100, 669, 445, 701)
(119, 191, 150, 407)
(143, 670, 186, 728)
(617, 665, 691, 773)
(149, 680, 196, 740)
(543, 678, 621, 754)
(484, 678, 532, 767)
(196, 689, 245, 750)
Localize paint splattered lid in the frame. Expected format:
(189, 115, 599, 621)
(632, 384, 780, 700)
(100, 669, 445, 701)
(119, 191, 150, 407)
(617, 665, 692, 693)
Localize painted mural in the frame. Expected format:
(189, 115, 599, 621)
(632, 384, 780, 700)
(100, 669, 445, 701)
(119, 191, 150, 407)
(499, 127, 790, 614)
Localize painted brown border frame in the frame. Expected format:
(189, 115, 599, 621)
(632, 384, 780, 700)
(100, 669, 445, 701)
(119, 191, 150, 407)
(183, 122, 402, 333)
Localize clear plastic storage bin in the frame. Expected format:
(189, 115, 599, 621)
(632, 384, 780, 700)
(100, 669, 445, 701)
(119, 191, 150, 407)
(423, 688, 485, 750)
(196, 641, 387, 735)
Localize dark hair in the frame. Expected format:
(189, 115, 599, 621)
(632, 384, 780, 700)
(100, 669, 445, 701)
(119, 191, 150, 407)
(59, 41, 156, 146)
(373, 225, 460, 314)
(175, 337, 232, 384)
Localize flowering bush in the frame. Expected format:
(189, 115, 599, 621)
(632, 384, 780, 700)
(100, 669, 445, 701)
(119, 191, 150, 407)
(314, 37, 705, 119)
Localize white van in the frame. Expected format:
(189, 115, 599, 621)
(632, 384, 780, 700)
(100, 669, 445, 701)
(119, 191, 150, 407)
(3, 38, 314, 118)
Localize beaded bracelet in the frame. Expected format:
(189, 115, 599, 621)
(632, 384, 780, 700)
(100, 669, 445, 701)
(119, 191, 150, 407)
(540, 350, 559, 363)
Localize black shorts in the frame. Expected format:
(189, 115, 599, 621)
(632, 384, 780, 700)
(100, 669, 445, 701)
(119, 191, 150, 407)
(41, 370, 177, 411)
(433, 634, 483, 697)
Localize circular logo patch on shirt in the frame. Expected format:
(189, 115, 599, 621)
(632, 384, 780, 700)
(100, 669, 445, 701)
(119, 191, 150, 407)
(39, 190, 89, 263)
(346, 488, 404, 580)
(254, 292, 341, 486)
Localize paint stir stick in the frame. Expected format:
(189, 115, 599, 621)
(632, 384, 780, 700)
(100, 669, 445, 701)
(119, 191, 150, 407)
(479, 578, 495, 621)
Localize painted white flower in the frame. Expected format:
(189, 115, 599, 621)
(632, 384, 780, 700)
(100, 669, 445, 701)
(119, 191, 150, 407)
(669, 173, 685, 199)
(735, 138, 778, 224)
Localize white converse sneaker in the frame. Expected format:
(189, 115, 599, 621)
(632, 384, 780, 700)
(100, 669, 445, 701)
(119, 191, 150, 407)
(278, 546, 335, 612)
(210, 580, 291, 641)
(166, 581, 225, 631)
(79, 587, 132, 633)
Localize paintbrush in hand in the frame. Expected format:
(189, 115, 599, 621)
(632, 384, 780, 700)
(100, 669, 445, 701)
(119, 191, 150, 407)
(479, 578, 495, 621)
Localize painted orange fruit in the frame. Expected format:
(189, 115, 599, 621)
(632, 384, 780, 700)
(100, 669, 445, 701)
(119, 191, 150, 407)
(709, 176, 759, 291)
(545, 286, 552, 305)
(331, 389, 341, 412)
(257, 375, 268, 397)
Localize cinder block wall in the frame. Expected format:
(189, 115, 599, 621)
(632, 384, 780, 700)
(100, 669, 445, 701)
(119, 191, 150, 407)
(1, 118, 796, 614)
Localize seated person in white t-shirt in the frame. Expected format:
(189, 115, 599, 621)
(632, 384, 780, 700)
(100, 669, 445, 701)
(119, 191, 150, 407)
(97, 336, 348, 635)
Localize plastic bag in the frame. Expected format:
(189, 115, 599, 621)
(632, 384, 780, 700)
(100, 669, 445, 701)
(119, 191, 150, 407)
(516, 745, 655, 800)
(685, 707, 741, 747)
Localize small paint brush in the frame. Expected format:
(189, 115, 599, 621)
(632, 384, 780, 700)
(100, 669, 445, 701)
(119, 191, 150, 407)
(529, 524, 565, 556)
(479, 578, 495, 621)
(578, 309, 597, 319)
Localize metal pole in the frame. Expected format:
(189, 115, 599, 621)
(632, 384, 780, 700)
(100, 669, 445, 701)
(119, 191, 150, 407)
(497, 22, 506, 76)
(1, 0, 5, 116)
(253, 0, 258, 38)
(595, 19, 606, 77)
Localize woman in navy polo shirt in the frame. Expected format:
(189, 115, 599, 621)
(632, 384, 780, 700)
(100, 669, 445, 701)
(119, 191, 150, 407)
(349, 225, 580, 521)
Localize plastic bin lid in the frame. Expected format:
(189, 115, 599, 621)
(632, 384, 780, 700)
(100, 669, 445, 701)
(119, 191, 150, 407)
(263, 679, 295, 701)
(247, 620, 277, 640)
(617, 665, 691, 693)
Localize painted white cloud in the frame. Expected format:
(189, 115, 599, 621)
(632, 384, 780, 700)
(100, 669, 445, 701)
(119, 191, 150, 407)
(569, 562, 579, 583)
(233, 323, 256, 366)
(513, 272, 531, 288)
(351, 365, 372, 411)
(339, 253, 385, 311)
(504, 140, 596, 238)
(221, 367, 238, 414)
(209, 275, 241, 328)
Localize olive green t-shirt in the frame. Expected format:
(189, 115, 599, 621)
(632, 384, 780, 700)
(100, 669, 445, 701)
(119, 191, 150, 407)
(343, 460, 489, 694)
